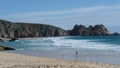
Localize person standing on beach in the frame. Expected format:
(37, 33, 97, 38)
(76, 51, 78, 62)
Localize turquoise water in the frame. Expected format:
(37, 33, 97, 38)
(1, 36, 120, 64)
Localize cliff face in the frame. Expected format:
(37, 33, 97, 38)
(0, 19, 109, 38)
(13, 23, 68, 38)
(0, 20, 14, 38)
(0, 20, 68, 38)
(70, 24, 109, 36)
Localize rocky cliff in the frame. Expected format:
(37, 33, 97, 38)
(0, 19, 68, 38)
(69, 24, 109, 36)
(0, 19, 109, 38)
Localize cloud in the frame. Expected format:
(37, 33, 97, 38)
(1, 5, 120, 32)
(6, 5, 120, 18)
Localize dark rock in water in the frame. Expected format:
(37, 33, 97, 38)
(0, 39, 4, 42)
(9, 38, 18, 41)
(0, 46, 15, 51)
(4, 46, 15, 50)
(0, 19, 110, 37)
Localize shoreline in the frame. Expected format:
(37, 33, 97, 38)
(6, 49, 120, 65)
(0, 51, 120, 68)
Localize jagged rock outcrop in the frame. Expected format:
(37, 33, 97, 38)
(9, 38, 18, 41)
(69, 25, 89, 36)
(0, 19, 109, 38)
(70, 24, 109, 36)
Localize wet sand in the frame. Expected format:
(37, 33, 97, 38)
(0, 52, 120, 68)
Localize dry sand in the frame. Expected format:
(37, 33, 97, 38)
(0, 52, 120, 68)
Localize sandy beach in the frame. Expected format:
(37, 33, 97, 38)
(0, 52, 119, 68)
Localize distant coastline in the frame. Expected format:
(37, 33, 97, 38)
(0, 19, 111, 38)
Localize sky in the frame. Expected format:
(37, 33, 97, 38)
(1, 0, 120, 33)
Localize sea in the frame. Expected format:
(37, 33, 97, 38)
(1, 36, 120, 64)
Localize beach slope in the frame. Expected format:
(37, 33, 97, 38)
(0, 52, 120, 68)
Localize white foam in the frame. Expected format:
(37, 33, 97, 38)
(46, 37, 120, 51)
(22, 37, 120, 51)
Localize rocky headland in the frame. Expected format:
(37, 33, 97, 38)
(69, 24, 109, 36)
(0, 19, 109, 38)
